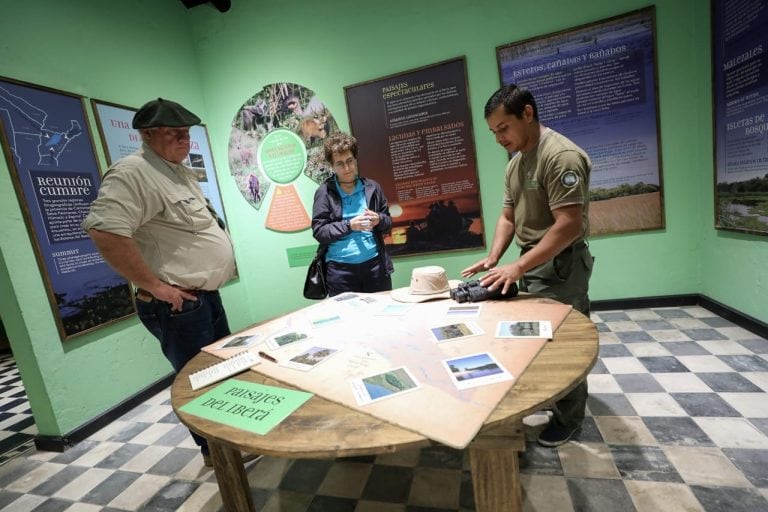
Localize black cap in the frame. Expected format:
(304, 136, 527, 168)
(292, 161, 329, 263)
(132, 98, 201, 129)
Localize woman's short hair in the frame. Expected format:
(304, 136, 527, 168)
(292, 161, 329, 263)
(323, 132, 358, 163)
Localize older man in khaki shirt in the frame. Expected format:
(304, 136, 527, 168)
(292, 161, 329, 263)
(83, 98, 235, 466)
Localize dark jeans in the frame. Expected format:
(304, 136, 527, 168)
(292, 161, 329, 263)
(136, 290, 230, 454)
(521, 242, 594, 429)
(326, 255, 392, 297)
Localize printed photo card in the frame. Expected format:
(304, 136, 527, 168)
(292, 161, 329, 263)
(375, 303, 412, 316)
(266, 331, 309, 350)
(428, 321, 484, 343)
(309, 313, 343, 329)
(494, 320, 553, 339)
(445, 304, 482, 318)
(350, 367, 421, 406)
(280, 345, 339, 371)
(216, 334, 261, 350)
(442, 352, 513, 390)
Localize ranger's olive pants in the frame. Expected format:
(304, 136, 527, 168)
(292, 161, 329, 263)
(521, 241, 594, 429)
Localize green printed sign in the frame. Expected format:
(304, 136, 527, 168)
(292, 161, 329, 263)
(286, 244, 319, 268)
(257, 128, 307, 184)
(180, 379, 312, 435)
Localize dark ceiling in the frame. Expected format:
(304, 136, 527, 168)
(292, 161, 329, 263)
(179, 0, 231, 13)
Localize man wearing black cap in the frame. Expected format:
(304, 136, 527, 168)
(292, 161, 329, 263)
(83, 98, 235, 466)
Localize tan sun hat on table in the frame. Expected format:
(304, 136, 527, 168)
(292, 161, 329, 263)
(390, 266, 462, 303)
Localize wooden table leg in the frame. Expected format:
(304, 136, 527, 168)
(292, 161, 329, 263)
(209, 440, 255, 512)
(469, 421, 526, 512)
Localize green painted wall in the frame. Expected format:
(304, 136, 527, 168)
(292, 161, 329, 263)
(187, 0, 721, 314)
(0, 0, 256, 437)
(0, 0, 765, 439)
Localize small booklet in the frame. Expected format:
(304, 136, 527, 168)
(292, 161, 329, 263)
(495, 320, 553, 339)
(188, 351, 259, 391)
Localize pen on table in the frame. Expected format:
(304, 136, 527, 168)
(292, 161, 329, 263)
(258, 351, 277, 363)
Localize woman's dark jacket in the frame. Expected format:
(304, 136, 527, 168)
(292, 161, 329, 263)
(311, 176, 394, 276)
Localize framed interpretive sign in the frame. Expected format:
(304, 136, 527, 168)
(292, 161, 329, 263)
(91, 99, 229, 224)
(345, 57, 485, 257)
(0, 77, 134, 340)
(712, 0, 768, 235)
(497, 7, 664, 236)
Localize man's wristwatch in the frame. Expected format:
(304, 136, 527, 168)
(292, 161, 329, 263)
(343, 219, 351, 232)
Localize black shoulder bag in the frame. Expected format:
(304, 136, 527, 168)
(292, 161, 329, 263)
(303, 245, 328, 299)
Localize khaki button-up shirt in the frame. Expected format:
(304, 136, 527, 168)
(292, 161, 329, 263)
(503, 129, 591, 249)
(83, 144, 235, 290)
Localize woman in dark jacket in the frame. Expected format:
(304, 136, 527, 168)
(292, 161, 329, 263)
(311, 132, 394, 296)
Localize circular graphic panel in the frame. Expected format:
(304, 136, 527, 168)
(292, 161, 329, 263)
(229, 83, 339, 210)
(257, 129, 306, 184)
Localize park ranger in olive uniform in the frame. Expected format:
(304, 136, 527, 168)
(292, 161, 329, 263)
(462, 84, 593, 447)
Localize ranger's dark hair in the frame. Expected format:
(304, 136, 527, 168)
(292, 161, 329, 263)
(484, 84, 539, 120)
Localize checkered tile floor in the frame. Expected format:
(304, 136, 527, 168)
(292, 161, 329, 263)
(0, 354, 36, 466)
(0, 306, 767, 511)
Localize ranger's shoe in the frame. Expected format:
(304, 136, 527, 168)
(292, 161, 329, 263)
(537, 422, 580, 447)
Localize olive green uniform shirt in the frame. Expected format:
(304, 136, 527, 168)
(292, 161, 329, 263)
(503, 128, 591, 249)
(83, 144, 235, 290)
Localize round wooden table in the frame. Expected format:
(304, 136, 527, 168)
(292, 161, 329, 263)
(171, 296, 597, 512)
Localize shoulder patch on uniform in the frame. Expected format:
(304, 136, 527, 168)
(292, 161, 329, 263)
(560, 170, 580, 188)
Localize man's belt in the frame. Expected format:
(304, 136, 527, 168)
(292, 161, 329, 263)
(135, 287, 213, 303)
(521, 240, 588, 256)
(564, 240, 588, 253)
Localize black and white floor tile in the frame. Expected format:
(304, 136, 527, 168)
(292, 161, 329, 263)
(0, 305, 766, 511)
(0, 354, 36, 466)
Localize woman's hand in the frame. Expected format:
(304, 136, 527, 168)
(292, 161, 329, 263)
(363, 209, 380, 229)
(350, 215, 373, 231)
